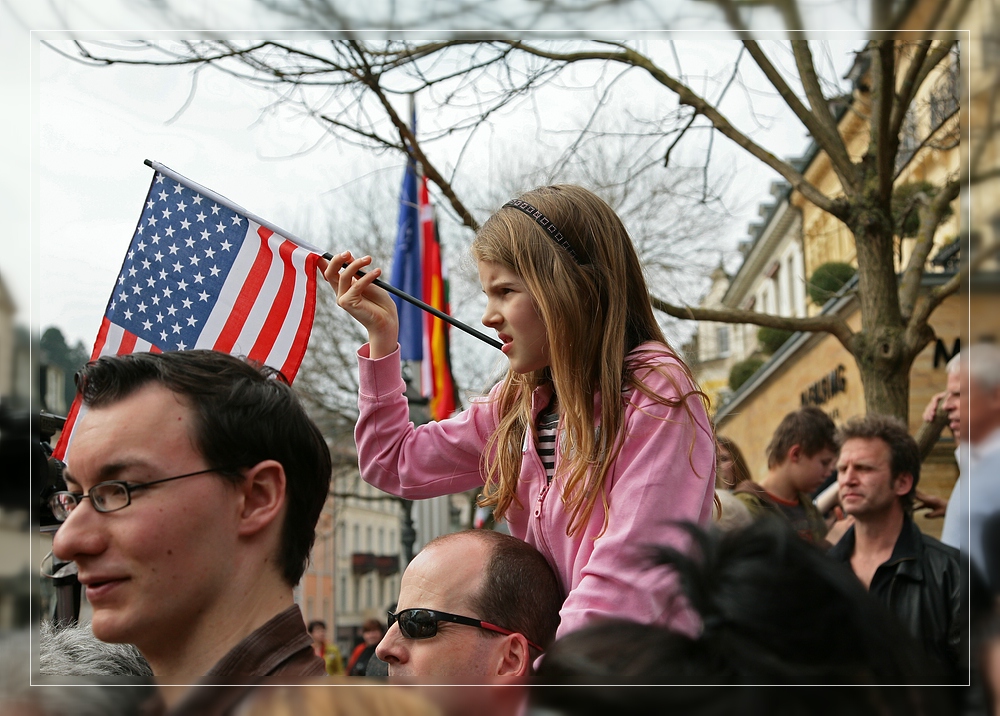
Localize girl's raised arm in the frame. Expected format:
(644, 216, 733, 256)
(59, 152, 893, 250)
(320, 251, 399, 359)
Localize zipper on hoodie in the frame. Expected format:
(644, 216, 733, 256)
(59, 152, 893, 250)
(534, 483, 550, 518)
(533, 406, 562, 517)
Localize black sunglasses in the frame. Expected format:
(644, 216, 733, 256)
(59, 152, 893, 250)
(387, 608, 544, 652)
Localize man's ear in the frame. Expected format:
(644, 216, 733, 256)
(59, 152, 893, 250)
(236, 459, 286, 538)
(494, 634, 531, 682)
(787, 444, 802, 463)
(893, 472, 915, 498)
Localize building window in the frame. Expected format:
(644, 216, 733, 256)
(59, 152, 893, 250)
(366, 526, 373, 552)
(772, 264, 784, 316)
(366, 576, 373, 608)
(339, 575, 347, 613)
(352, 524, 360, 553)
(716, 326, 730, 358)
(378, 527, 385, 555)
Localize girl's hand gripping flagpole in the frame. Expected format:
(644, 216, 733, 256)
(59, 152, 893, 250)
(327, 253, 502, 351)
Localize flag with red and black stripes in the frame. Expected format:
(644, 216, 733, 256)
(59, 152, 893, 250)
(53, 169, 318, 460)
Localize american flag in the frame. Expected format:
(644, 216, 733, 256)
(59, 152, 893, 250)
(53, 167, 319, 460)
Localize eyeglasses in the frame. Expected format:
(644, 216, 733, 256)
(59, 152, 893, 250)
(48, 467, 236, 522)
(387, 608, 544, 652)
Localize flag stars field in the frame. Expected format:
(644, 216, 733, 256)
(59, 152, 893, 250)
(105, 174, 247, 351)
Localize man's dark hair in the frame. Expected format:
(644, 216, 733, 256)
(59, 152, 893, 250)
(836, 413, 920, 513)
(532, 520, 949, 714)
(75, 350, 332, 586)
(765, 406, 838, 468)
(430, 529, 563, 656)
(307, 620, 326, 634)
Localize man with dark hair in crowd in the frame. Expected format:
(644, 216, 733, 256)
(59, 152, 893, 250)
(308, 619, 344, 675)
(828, 414, 964, 683)
(48, 350, 333, 713)
(376, 528, 563, 716)
(734, 406, 838, 545)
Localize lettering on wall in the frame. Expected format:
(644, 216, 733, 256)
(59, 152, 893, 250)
(933, 337, 960, 368)
(801, 364, 847, 407)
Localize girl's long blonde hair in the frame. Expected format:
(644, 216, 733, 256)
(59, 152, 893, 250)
(472, 185, 710, 536)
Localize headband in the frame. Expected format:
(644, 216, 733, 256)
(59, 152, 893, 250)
(503, 199, 581, 263)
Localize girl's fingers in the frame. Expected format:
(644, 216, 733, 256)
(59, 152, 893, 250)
(321, 251, 350, 285)
(339, 256, 372, 297)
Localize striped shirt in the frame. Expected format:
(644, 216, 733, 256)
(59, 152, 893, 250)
(536, 405, 559, 484)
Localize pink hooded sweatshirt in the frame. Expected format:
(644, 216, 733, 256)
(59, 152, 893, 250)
(356, 341, 716, 639)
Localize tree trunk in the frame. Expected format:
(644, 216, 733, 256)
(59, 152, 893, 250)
(852, 344, 912, 420)
(845, 170, 913, 420)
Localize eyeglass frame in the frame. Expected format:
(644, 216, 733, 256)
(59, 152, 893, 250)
(387, 608, 544, 653)
(47, 466, 240, 522)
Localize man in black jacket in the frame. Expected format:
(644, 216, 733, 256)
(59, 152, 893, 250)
(828, 413, 965, 683)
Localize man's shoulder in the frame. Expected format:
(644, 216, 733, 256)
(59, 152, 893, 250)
(918, 529, 962, 565)
(732, 481, 773, 512)
(206, 605, 326, 679)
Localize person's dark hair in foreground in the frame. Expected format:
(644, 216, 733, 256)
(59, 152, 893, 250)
(532, 519, 953, 716)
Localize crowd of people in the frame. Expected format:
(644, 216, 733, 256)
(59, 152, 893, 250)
(5, 185, 998, 715)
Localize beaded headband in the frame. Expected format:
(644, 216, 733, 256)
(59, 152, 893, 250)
(503, 199, 581, 264)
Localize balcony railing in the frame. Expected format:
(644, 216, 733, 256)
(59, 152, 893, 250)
(351, 552, 400, 577)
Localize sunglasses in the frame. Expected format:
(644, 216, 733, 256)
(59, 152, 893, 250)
(387, 608, 544, 652)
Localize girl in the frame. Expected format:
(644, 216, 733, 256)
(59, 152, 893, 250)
(321, 185, 715, 638)
(716, 435, 752, 490)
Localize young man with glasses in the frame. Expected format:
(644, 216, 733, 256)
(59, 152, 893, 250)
(49, 350, 332, 711)
(376, 529, 562, 716)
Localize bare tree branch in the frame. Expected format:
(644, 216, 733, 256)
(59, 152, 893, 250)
(346, 40, 481, 231)
(790, 40, 857, 189)
(890, 39, 954, 142)
(916, 410, 949, 460)
(650, 295, 855, 350)
(499, 39, 846, 218)
(898, 174, 961, 319)
(893, 105, 960, 182)
(743, 39, 857, 193)
(972, 165, 1000, 184)
(869, 41, 898, 203)
(908, 241, 1000, 338)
